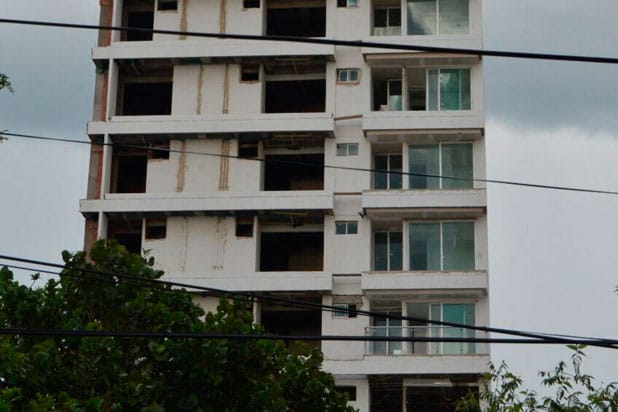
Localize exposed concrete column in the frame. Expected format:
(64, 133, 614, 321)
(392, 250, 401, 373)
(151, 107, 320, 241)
(180, 0, 189, 37)
(219, 0, 227, 33)
(101, 133, 113, 197)
(97, 212, 108, 240)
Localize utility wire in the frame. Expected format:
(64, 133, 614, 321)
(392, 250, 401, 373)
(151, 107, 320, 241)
(1, 18, 618, 65)
(4, 131, 618, 196)
(1, 257, 617, 350)
(2, 327, 615, 346)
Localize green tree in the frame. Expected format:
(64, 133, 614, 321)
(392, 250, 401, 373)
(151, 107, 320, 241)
(0, 74, 13, 93)
(0, 241, 356, 412)
(456, 346, 618, 411)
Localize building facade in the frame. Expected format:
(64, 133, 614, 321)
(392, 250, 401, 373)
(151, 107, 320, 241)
(82, 0, 488, 410)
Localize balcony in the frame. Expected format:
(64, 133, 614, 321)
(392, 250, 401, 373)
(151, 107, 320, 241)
(87, 112, 335, 136)
(80, 191, 334, 216)
(361, 270, 487, 295)
(365, 326, 489, 356)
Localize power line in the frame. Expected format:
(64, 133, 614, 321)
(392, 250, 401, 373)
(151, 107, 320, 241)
(2, 327, 615, 346)
(4, 131, 618, 196)
(1, 257, 616, 350)
(1, 18, 617, 65)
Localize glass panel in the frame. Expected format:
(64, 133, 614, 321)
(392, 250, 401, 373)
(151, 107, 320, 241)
(439, 69, 461, 110)
(389, 154, 403, 189)
(374, 155, 388, 189)
(336, 144, 347, 156)
(389, 231, 403, 270)
(389, 315, 402, 354)
(374, 8, 387, 28)
(336, 222, 347, 234)
(338, 70, 347, 82)
(388, 79, 403, 111)
(430, 303, 441, 354)
(349, 0, 358, 6)
(440, 69, 470, 110)
(349, 69, 359, 82)
(348, 222, 358, 234)
(443, 304, 465, 354)
(373, 316, 387, 354)
(409, 145, 440, 189)
(374, 232, 388, 270)
(389, 8, 402, 29)
(409, 223, 441, 270)
(441, 143, 473, 189)
(439, 0, 469, 34)
(427, 69, 439, 110)
(347, 143, 358, 156)
(461, 68, 471, 109)
(407, 0, 437, 35)
(407, 68, 427, 111)
(442, 222, 475, 270)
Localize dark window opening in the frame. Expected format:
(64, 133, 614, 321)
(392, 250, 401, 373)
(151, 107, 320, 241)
(371, 381, 403, 412)
(120, 82, 173, 115)
(157, 0, 178, 11)
(266, 4, 326, 37)
(261, 307, 321, 349)
(260, 232, 323, 271)
(337, 0, 347, 6)
(264, 79, 325, 113)
(406, 386, 478, 412)
(244, 0, 260, 8)
(264, 154, 324, 190)
(112, 150, 148, 193)
(238, 141, 259, 158)
(149, 141, 170, 159)
(241, 64, 260, 82)
(122, 0, 155, 41)
(108, 221, 142, 255)
(145, 218, 167, 239)
(236, 216, 254, 237)
(337, 386, 357, 401)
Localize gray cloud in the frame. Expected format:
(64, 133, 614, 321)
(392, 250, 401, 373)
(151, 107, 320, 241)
(483, 1, 618, 131)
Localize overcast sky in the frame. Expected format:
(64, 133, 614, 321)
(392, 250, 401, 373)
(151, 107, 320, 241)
(0, 0, 617, 389)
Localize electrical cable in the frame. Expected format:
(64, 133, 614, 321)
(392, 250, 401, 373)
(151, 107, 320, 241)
(1, 257, 616, 349)
(4, 131, 618, 196)
(0, 18, 617, 65)
(2, 327, 616, 346)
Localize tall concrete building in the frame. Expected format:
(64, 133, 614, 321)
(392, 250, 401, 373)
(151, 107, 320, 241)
(82, 0, 488, 410)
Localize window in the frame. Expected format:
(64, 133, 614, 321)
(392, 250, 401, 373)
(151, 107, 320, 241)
(409, 221, 474, 270)
(374, 154, 402, 189)
(407, 0, 469, 35)
(157, 0, 178, 11)
(238, 141, 259, 158)
(409, 143, 472, 189)
(145, 218, 166, 240)
(408, 302, 476, 355)
(374, 231, 402, 271)
(371, 311, 402, 354)
(243, 0, 260, 7)
(240, 64, 260, 82)
(236, 216, 254, 237)
(333, 304, 358, 318)
(337, 68, 360, 84)
(336, 143, 359, 156)
(374, 7, 401, 35)
(335, 221, 358, 235)
(336, 386, 357, 401)
(338, 0, 358, 7)
(407, 68, 470, 111)
(149, 141, 170, 160)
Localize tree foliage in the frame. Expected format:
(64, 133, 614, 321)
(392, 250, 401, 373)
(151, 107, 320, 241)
(456, 346, 618, 411)
(0, 74, 13, 93)
(0, 241, 356, 412)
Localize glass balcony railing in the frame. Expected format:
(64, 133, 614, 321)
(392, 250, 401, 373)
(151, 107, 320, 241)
(364, 326, 488, 356)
